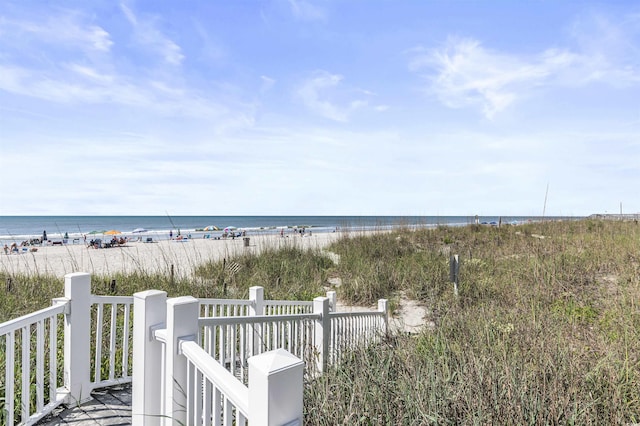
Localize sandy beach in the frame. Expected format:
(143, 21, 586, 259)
(0, 233, 346, 279)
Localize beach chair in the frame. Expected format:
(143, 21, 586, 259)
(145, 237, 153, 243)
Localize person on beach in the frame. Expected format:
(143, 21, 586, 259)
(3, 244, 8, 255)
(42, 230, 47, 242)
(169, 230, 173, 239)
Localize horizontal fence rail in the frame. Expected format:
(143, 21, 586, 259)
(263, 300, 313, 315)
(199, 299, 252, 318)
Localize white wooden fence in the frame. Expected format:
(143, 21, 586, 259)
(133, 289, 388, 425)
(0, 273, 135, 425)
(0, 272, 388, 425)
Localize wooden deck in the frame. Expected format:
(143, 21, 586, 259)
(37, 384, 132, 425)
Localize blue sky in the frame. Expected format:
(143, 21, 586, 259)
(1, 1, 638, 216)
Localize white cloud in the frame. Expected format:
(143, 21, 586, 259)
(296, 71, 371, 122)
(297, 72, 348, 121)
(411, 12, 640, 118)
(410, 38, 577, 119)
(120, 3, 185, 65)
(0, 63, 140, 104)
(67, 63, 115, 84)
(0, 13, 113, 53)
(192, 20, 227, 63)
(0, 62, 249, 124)
(564, 12, 640, 87)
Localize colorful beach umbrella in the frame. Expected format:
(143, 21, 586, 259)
(203, 225, 219, 231)
(88, 230, 106, 235)
(104, 230, 122, 235)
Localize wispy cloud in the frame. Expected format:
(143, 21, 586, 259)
(296, 71, 372, 122)
(0, 6, 253, 125)
(120, 3, 184, 65)
(411, 12, 640, 118)
(409, 38, 577, 118)
(0, 13, 113, 53)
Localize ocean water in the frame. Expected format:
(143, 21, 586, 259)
(0, 215, 572, 245)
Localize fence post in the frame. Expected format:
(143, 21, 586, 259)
(248, 348, 304, 426)
(313, 297, 330, 374)
(63, 272, 92, 405)
(249, 286, 264, 356)
(249, 286, 264, 315)
(378, 299, 389, 335)
(326, 290, 337, 312)
(132, 290, 167, 426)
(164, 296, 199, 426)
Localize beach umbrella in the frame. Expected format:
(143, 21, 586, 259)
(104, 230, 122, 235)
(203, 225, 219, 231)
(88, 230, 106, 235)
(132, 228, 148, 233)
(223, 226, 237, 233)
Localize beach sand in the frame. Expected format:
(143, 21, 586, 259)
(0, 233, 344, 278)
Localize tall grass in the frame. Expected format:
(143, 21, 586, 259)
(1, 219, 639, 423)
(193, 243, 333, 300)
(306, 220, 640, 424)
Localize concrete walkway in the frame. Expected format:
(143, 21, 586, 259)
(37, 384, 132, 425)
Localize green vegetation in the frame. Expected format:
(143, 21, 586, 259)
(306, 220, 640, 425)
(1, 219, 639, 424)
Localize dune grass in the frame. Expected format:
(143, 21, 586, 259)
(1, 219, 639, 424)
(306, 219, 640, 424)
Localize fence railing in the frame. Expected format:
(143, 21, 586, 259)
(197, 286, 326, 318)
(136, 295, 307, 426)
(0, 303, 66, 425)
(134, 289, 388, 425)
(0, 272, 387, 425)
(0, 273, 137, 426)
